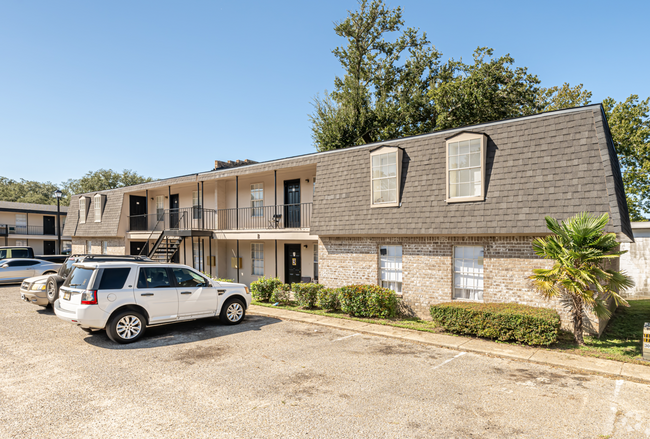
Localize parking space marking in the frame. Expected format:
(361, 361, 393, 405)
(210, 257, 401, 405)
(432, 352, 466, 370)
(333, 333, 360, 342)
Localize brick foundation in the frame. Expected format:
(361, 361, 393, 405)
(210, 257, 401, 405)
(71, 238, 126, 255)
(319, 236, 611, 334)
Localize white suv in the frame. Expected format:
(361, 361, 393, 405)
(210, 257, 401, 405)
(53, 261, 251, 344)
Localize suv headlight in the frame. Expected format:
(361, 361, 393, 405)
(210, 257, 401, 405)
(31, 283, 46, 291)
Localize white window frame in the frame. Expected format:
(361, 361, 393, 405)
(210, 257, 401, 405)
(313, 244, 318, 281)
(94, 194, 102, 222)
(15, 240, 27, 246)
(102, 241, 108, 255)
(370, 146, 403, 208)
(445, 132, 488, 203)
(86, 240, 92, 254)
(379, 245, 402, 294)
(453, 246, 484, 301)
(79, 197, 87, 224)
(250, 183, 263, 217)
(192, 191, 202, 220)
(156, 195, 164, 221)
(251, 243, 264, 276)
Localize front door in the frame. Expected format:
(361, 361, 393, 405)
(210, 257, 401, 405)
(172, 267, 218, 318)
(284, 244, 301, 284)
(130, 241, 148, 256)
(284, 179, 301, 228)
(169, 194, 180, 228)
(44, 241, 56, 255)
(43, 216, 55, 235)
(129, 196, 147, 231)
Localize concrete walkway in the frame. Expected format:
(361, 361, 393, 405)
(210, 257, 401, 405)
(249, 305, 650, 384)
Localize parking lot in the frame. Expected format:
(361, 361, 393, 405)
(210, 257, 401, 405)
(1, 285, 650, 438)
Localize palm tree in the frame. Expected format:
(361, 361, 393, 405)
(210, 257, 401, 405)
(530, 212, 633, 345)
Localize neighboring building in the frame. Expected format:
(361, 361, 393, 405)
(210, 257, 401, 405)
(62, 104, 632, 333)
(0, 201, 70, 254)
(620, 222, 650, 298)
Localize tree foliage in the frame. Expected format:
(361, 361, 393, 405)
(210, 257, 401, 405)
(603, 95, 650, 221)
(430, 47, 542, 131)
(537, 82, 593, 112)
(530, 212, 633, 345)
(310, 0, 440, 151)
(0, 169, 153, 206)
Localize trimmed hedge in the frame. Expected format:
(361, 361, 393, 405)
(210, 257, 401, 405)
(339, 285, 398, 318)
(317, 287, 341, 311)
(271, 283, 292, 305)
(292, 283, 323, 308)
(429, 302, 560, 346)
(250, 277, 283, 302)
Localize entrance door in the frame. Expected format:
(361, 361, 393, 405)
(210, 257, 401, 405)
(129, 196, 147, 231)
(130, 241, 148, 256)
(43, 241, 56, 255)
(284, 179, 301, 228)
(284, 244, 301, 284)
(169, 194, 180, 229)
(43, 216, 55, 235)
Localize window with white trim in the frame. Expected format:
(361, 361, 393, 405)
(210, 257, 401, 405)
(453, 246, 484, 300)
(251, 183, 263, 217)
(372, 152, 398, 205)
(192, 191, 202, 220)
(94, 194, 102, 222)
(102, 241, 108, 255)
(16, 240, 27, 246)
(15, 214, 27, 234)
(156, 195, 164, 221)
(79, 197, 87, 224)
(86, 240, 92, 254)
(313, 244, 318, 281)
(446, 133, 487, 202)
(380, 245, 402, 294)
(251, 243, 264, 276)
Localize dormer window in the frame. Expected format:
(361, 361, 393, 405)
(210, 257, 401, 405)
(446, 132, 488, 202)
(94, 194, 102, 222)
(79, 197, 87, 224)
(370, 146, 403, 208)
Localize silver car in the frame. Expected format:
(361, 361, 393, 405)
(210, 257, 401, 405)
(0, 259, 60, 285)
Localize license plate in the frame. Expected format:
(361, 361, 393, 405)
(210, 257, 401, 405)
(63, 291, 71, 300)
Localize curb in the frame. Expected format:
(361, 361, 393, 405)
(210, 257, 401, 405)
(249, 305, 650, 385)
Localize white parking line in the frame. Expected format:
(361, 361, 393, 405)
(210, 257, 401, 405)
(333, 333, 360, 342)
(432, 352, 466, 370)
(606, 380, 625, 436)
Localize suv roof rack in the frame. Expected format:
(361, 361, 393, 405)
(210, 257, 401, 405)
(70, 254, 153, 262)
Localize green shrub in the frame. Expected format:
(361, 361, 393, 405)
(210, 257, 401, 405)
(271, 283, 292, 305)
(202, 272, 234, 283)
(318, 287, 341, 311)
(250, 277, 283, 302)
(292, 283, 323, 308)
(339, 284, 398, 318)
(429, 302, 560, 346)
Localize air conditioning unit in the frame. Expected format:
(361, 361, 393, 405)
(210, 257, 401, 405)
(8, 226, 16, 234)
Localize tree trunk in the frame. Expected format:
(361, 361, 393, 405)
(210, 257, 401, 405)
(572, 295, 585, 346)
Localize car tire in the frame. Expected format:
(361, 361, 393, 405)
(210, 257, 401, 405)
(220, 298, 246, 325)
(46, 277, 58, 305)
(106, 310, 146, 344)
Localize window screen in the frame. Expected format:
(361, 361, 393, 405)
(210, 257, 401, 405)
(98, 268, 131, 290)
(453, 246, 484, 300)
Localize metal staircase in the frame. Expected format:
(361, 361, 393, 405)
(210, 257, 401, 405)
(149, 234, 183, 262)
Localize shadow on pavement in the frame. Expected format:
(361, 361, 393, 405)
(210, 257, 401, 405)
(83, 314, 282, 350)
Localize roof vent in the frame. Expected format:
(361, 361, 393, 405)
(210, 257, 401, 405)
(214, 159, 258, 170)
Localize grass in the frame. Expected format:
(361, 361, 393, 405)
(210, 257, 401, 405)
(252, 299, 650, 366)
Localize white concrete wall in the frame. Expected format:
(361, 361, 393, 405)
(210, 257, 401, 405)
(620, 223, 650, 297)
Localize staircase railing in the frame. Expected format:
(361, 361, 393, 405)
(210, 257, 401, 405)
(139, 215, 164, 257)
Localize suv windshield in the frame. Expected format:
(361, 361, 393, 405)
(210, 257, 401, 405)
(64, 267, 95, 289)
(59, 258, 77, 279)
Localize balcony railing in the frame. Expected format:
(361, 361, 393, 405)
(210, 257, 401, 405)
(0, 224, 54, 236)
(127, 204, 312, 232)
(216, 203, 312, 230)
(128, 207, 216, 232)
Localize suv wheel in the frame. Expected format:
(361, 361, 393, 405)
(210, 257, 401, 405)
(46, 277, 58, 306)
(220, 298, 246, 325)
(106, 310, 146, 344)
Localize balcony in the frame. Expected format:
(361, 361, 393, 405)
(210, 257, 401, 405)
(127, 203, 312, 233)
(0, 224, 55, 236)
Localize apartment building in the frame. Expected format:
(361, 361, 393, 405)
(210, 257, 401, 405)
(62, 105, 632, 332)
(0, 201, 70, 254)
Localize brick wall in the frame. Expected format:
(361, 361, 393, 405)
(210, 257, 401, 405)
(319, 235, 612, 334)
(71, 238, 126, 255)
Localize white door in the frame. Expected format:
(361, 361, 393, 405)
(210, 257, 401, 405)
(172, 267, 218, 318)
(134, 267, 178, 323)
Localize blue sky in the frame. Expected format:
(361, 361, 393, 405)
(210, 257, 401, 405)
(1, 0, 648, 184)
